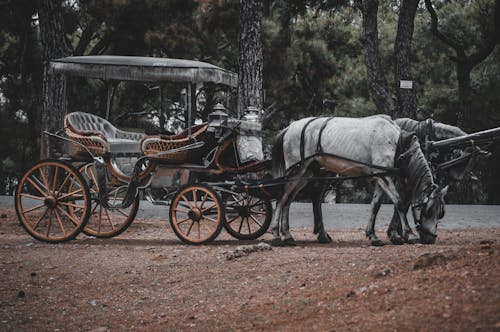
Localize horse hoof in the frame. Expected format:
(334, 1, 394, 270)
(406, 235, 419, 244)
(284, 237, 296, 246)
(318, 233, 332, 244)
(271, 238, 285, 247)
(371, 239, 385, 247)
(389, 235, 405, 245)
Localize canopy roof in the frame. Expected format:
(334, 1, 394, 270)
(49, 56, 238, 87)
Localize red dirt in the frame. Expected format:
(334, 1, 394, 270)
(0, 207, 499, 331)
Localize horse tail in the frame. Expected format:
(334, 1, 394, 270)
(272, 128, 287, 179)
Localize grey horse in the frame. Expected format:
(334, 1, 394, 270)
(270, 115, 447, 246)
(366, 118, 467, 245)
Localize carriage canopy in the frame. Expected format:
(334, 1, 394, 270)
(49, 55, 238, 87)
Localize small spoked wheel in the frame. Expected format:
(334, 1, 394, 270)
(169, 184, 224, 245)
(14, 159, 91, 243)
(223, 192, 272, 240)
(75, 164, 139, 238)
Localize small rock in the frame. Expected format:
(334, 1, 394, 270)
(17, 290, 25, 298)
(30, 272, 36, 277)
(374, 268, 391, 278)
(89, 327, 110, 332)
(346, 290, 355, 298)
(188, 315, 196, 320)
(0, 213, 7, 218)
(89, 300, 97, 307)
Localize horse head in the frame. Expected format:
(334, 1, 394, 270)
(412, 184, 448, 244)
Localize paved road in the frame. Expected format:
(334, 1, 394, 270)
(3, 196, 498, 230)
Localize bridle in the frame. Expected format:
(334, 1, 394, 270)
(411, 183, 443, 238)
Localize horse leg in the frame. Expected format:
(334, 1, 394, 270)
(375, 177, 412, 243)
(366, 183, 384, 246)
(386, 206, 404, 245)
(312, 184, 332, 243)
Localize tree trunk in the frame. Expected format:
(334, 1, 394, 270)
(394, 0, 419, 119)
(38, 0, 71, 159)
(360, 0, 396, 115)
(237, 0, 264, 115)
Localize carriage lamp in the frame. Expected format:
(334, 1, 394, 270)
(207, 103, 229, 138)
(242, 106, 261, 122)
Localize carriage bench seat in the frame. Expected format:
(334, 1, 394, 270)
(141, 123, 208, 163)
(64, 112, 145, 157)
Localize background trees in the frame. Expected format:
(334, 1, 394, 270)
(0, 0, 499, 202)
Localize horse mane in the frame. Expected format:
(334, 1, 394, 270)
(395, 117, 466, 141)
(272, 127, 288, 179)
(398, 133, 434, 201)
(394, 118, 419, 133)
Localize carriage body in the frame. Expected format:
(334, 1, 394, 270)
(15, 56, 272, 245)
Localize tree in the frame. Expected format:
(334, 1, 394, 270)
(237, 0, 264, 114)
(424, 0, 500, 130)
(393, 0, 419, 118)
(38, 0, 71, 158)
(359, 0, 396, 115)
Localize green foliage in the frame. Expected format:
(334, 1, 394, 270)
(0, 0, 499, 201)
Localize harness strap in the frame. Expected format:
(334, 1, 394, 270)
(300, 116, 330, 160)
(316, 116, 335, 153)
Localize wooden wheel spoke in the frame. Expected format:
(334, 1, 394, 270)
(249, 215, 263, 228)
(202, 204, 216, 213)
(20, 193, 45, 200)
(23, 203, 46, 214)
(46, 209, 53, 236)
(56, 172, 72, 195)
(32, 208, 49, 231)
(58, 201, 85, 209)
(226, 215, 240, 225)
(26, 176, 49, 197)
(89, 168, 99, 192)
(39, 168, 51, 194)
(199, 193, 209, 209)
(250, 209, 267, 216)
(246, 217, 252, 234)
(52, 165, 59, 193)
(104, 209, 116, 230)
(238, 217, 244, 233)
(197, 221, 201, 239)
(180, 194, 194, 209)
(174, 207, 189, 214)
(58, 188, 83, 201)
(98, 206, 103, 233)
(192, 190, 197, 208)
(54, 209, 67, 236)
(116, 209, 129, 218)
(203, 216, 218, 223)
(185, 220, 195, 236)
(248, 200, 264, 209)
(200, 219, 213, 233)
(175, 217, 191, 225)
(56, 205, 82, 226)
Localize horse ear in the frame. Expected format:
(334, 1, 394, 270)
(439, 185, 449, 197)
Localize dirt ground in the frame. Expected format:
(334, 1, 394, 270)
(0, 206, 499, 331)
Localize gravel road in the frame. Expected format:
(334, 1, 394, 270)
(2, 195, 498, 230)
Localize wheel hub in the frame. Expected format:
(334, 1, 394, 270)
(188, 208, 202, 222)
(44, 196, 57, 208)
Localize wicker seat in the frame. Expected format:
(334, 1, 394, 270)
(64, 112, 145, 157)
(141, 123, 208, 163)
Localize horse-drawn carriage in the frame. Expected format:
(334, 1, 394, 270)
(15, 56, 273, 244)
(14, 56, 500, 246)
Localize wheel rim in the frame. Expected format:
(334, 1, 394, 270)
(225, 193, 270, 238)
(171, 186, 222, 243)
(72, 164, 138, 237)
(15, 161, 90, 242)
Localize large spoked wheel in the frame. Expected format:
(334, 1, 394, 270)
(74, 164, 139, 238)
(15, 159, 91, 243)
(223, 192, 272, 240)
(169, 184, 224, 245)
